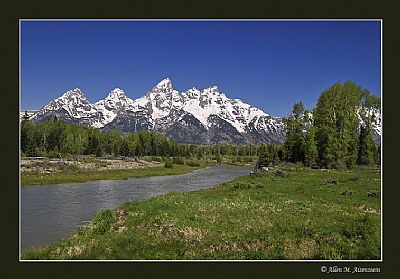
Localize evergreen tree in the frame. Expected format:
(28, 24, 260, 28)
(258, 144, 271, 168)
(21, 118, 37, 157)
(282, 101, 306, 163)
(20, 115, 31, 154)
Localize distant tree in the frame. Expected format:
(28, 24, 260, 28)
(196, 147, 203, 159)
(21, 117, 37, 157)
(258, 144, 271, 168)
(95, 145, 102, 157)
(85, 133, 99, 155)
(105, 129, 123, 156)
(20, 115, 31, 154)
(169, 140, 179, 157)
(22, 111, 30, 122)
(119, 137, 130, 157)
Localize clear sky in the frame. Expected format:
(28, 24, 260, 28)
(20, 20, 381, 117)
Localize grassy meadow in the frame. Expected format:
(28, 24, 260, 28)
(21, 165, 381, 260)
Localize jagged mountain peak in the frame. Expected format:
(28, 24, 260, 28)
(61, 88, 85, 98)
(203, 85, 219, 93)
(65, 87, 83, 94)
(106, 88, 126, 99)
(55, 88, 90, 105)
(29, 79, 290, 144)
(154, 78, 173, 91)
(183, 87, 201, 98)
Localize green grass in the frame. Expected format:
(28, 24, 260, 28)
(21, 166, 381, 260)
(21, 164, 203, 186)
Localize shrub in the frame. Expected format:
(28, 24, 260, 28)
(213, 154, 222, 163)
(367, 191, 379, 198)
(274, 169, 288, 177)
(235, 156, 243, 163)
(186, 160, 200, 167)
(327, 178, 338, 184)
(47, 151, 62, 158)
(341, 190, 352, 195)
(243, 157, 255, 163)
(164, 161, 174, 168)
(172, 157, 184, 165)
(232, 182, 251, 189)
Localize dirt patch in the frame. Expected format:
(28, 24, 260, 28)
(356, 204, 380, 215)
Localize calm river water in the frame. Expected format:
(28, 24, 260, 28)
(21, 164, 252, 252)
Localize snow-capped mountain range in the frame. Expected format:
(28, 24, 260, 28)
(23, 78, 286, 144)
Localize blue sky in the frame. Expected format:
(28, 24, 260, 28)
(20, 20, 381, 117)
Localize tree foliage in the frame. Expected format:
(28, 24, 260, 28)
(282, 80, 381, 170)
(283, 101, 306, 163)
(20, 118, 278, 161)
(314, 81, 371, 169)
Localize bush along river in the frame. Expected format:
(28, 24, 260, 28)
(21, 164, 253, 252)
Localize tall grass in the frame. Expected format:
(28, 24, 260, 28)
(22, 166, 381, 260)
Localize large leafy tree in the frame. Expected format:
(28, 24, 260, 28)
(314, 81, 369, 169)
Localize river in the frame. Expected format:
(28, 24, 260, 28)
(20, 164, 252, 252)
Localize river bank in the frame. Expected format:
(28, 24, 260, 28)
(21, 165, 381, 260)
(20, 156, 206, 186)
(20, 164, 253, 252)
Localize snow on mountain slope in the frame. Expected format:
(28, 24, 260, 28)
(181, 85, 269, 133)
(20, 110, 38, 120)
(26, 79, 283, 144)
(32, 88, 97, 121)
(92, 88, 136, 127)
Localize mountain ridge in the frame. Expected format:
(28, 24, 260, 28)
(21, 78, 381, 145)
(24, 79, 286, 144)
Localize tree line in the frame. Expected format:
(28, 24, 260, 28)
(20, 115, 274, 160)
(281, 80, 381, 169)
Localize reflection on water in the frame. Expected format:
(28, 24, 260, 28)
(21, 164, 252, 252)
